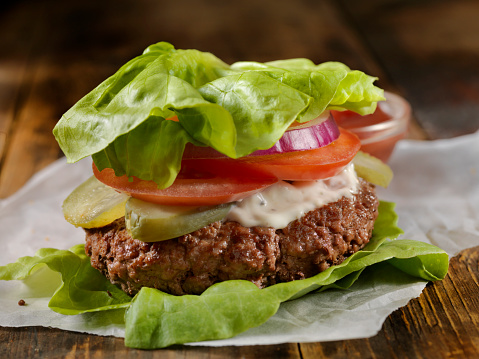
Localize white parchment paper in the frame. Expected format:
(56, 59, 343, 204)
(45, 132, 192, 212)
(1, 130, 478, 346)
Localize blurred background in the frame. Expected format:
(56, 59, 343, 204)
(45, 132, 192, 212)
(1, 0, 479, 196)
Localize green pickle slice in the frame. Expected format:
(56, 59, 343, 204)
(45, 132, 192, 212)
(63, 176, 129, 228)
(353, 151, 393, 188)
(125, 198, 233, 242)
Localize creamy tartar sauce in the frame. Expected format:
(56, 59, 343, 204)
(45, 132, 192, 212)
(226, 164, 360, 229)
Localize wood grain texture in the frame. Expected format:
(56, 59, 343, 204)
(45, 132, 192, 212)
(300, 246, 479, 358)
(0, 0, 478, 357)
(0, 326, 302, 359)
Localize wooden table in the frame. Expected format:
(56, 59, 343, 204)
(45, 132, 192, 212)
(1, 0, 479, 357)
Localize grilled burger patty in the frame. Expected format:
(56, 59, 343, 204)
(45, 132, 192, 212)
(85, 179, 379, 296)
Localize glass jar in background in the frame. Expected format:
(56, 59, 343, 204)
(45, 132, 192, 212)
(331, 92, 411, 162)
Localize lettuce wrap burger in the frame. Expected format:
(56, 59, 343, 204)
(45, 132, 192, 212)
(0, 42, 449, 349)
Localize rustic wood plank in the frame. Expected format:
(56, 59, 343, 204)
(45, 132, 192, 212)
(0, 326, 301, 358)
(0, 64, 61, 197)
(338, 0, 479, 139)
(299, 246, 479, 358)
(0, 62, 25, 168)
(0, 61, 118, 198)
(0, 0, 37, 185)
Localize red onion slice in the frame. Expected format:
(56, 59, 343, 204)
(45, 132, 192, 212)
(183, 111, 340, 159)
(250, 112, 339, 156)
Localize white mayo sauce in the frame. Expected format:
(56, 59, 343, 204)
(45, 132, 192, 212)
(226, 164, 360, 229)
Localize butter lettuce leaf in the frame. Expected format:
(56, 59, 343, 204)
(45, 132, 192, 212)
(0, 202, 449, 348)
(197, 71, 313, 156)
(124, 202, 448, 348)
(53, 42, 384, 188)
(125, 238, 448, 348)
(0, 244, 132, 314)
(231, 59, 384, 121)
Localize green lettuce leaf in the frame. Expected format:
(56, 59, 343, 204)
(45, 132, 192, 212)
(0, 244, 132, 314)
(125, 238, 448, 348)
(0, 202, 448, 348)
(53, 42, 384, 188)
(197, 71, 313, 156)
(123, 202, 448, 348)
(231, 60, 384, 120)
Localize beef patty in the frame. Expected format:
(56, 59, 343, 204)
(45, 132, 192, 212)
(85, 179, 378, 296)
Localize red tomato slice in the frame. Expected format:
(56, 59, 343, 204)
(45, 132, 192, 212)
(242, 128, 360, 180)
(92, 128, 359, 206)
(92, 164, 278, 206)
(180, 128, 361, 181)
(179, 157, 276, 180)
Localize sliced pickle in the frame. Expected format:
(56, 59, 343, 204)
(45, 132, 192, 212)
(125, 198, 233, 242)
(353, 151, 393, 188)
(63, 176, 129, 228)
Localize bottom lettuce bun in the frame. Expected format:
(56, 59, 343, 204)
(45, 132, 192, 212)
(85, 178, 378, 296)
